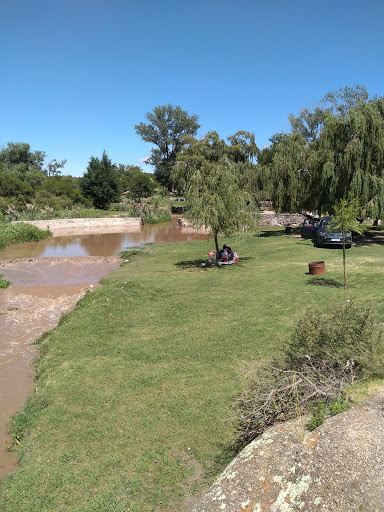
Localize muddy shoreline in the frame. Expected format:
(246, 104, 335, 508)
(0, 256, 121, 478)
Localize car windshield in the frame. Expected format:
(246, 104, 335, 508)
(321, 218, 345, 231)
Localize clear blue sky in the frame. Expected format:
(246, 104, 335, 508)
(1, 0, 383, 177)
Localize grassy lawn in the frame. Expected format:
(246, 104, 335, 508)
(1, 229, 384, 511)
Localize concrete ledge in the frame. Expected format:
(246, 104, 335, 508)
(13, 218, 144, 236)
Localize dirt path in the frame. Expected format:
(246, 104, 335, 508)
(0, 257, 121, 478)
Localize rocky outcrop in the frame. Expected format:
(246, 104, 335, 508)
(194, 389, 384, 511)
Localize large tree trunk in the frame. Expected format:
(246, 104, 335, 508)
(214, 231, 220, 265)
(342, 236, 347, 288)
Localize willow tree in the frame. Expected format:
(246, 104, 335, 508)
(173, 132, 258, 263)
(269, 133, 311, 213)
(317, 97, 384, 218)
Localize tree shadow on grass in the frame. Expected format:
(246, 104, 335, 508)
(174, 257, 254, 270)
(307, 277, 342, 288)
(260, 228, 301, 237)
(175, 259, 209, 269)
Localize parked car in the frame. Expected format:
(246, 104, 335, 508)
(300, 217, 319, 239)
(313, 216, 352, 248)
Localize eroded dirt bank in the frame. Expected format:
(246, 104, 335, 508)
(0, 257, 121, 478)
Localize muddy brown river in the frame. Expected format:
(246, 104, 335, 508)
(0, 218, 210, 478)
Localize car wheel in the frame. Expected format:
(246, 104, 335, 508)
(346, 244, 352, 249)
(314, 240, 319, 248)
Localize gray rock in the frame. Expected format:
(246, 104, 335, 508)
(194, 389, 384, 511)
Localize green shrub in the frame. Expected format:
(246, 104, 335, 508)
(0, 277, 11, 288)
(308, 397, 350, 431)
(0, 222, 51, 250)
(286, 301, 384, 380)
(307, 399, 328, 431)
(232, 301, 384, 449)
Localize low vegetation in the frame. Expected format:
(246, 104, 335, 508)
(0, 274, 11, 288)
(232, 301, 384, 449)
(0, 221, 51, 251)
(1, 229, 384, 511)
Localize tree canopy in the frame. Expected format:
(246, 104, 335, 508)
(173, 132, 258, 262)
(135, 104, 200, 190)
(81, 151, 121, 209)
(267, 86, 384, 218)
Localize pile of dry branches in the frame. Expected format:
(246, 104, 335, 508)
(232, 301, 384, 450)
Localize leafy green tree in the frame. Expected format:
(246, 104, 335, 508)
(118, 164, 143, 192)
(257, 133, 287, 167)
(0, 171, 33, 199)
(41, 176, 85, 203)
(135, 105, 200, 190)
(226, 130, 259, 164)
(321, 84, 369, 120)
(288, 107, 325, 142)
(174, 132, 258, 263)
(24, 169, 46, 190)
(81, 151, 121, 209)
(268, 88, 383, 217)
(129, 173, 155, 202)
(269, 133, 310, 212)
(0, 142, 46, 176)
(329, 197, 363, 288)
(315, 97, 384, 217)
(44, 159, 67, 177)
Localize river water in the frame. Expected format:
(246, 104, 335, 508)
(0, 217, 209, 259)
(0, 218, 210, 478)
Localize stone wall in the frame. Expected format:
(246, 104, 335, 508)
(13, 217, 144, 236)
(179, 214, 305, 230)
(260, 213, 305, 226)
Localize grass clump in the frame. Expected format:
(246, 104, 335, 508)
(7, 394, 49, 451)
(0, 276, 11, 288)
(0, 221, 51, 250)
(307, 397, 350, 431)
(233, 301, 384, 448)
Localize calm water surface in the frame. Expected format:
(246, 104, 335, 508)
(0, 217, 210, 259)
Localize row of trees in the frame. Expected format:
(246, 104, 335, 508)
(135, 86, 384, 221)
(0, 143, 83, 213)
(0, 143, 157, 213)
(2, 85, 383, 218)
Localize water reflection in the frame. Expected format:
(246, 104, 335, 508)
(0, 218, 210, 259)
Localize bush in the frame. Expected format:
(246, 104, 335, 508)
(0, 277, 11, 288)
(232, 301, 384, 450)
(0, 222, 52, 250)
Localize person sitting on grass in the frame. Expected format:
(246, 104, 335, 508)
(219, 245, 229, 262)
(226, 245, 234, 261)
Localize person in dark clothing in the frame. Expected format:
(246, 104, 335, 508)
(226, 245, 234, 261)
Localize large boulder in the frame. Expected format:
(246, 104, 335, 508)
(194, 389, 384, 511)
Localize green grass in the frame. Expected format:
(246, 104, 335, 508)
(0, 277, 11, 288)
(0, 221, 51, 251)
(1, 229, 384, 511)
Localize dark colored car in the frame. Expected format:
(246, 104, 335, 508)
(301, 218, 319, 239)
(313, 216, 352, 248)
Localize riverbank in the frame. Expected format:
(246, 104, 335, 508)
(0, 257, 122, 478)
(1, 230, 384, 510)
